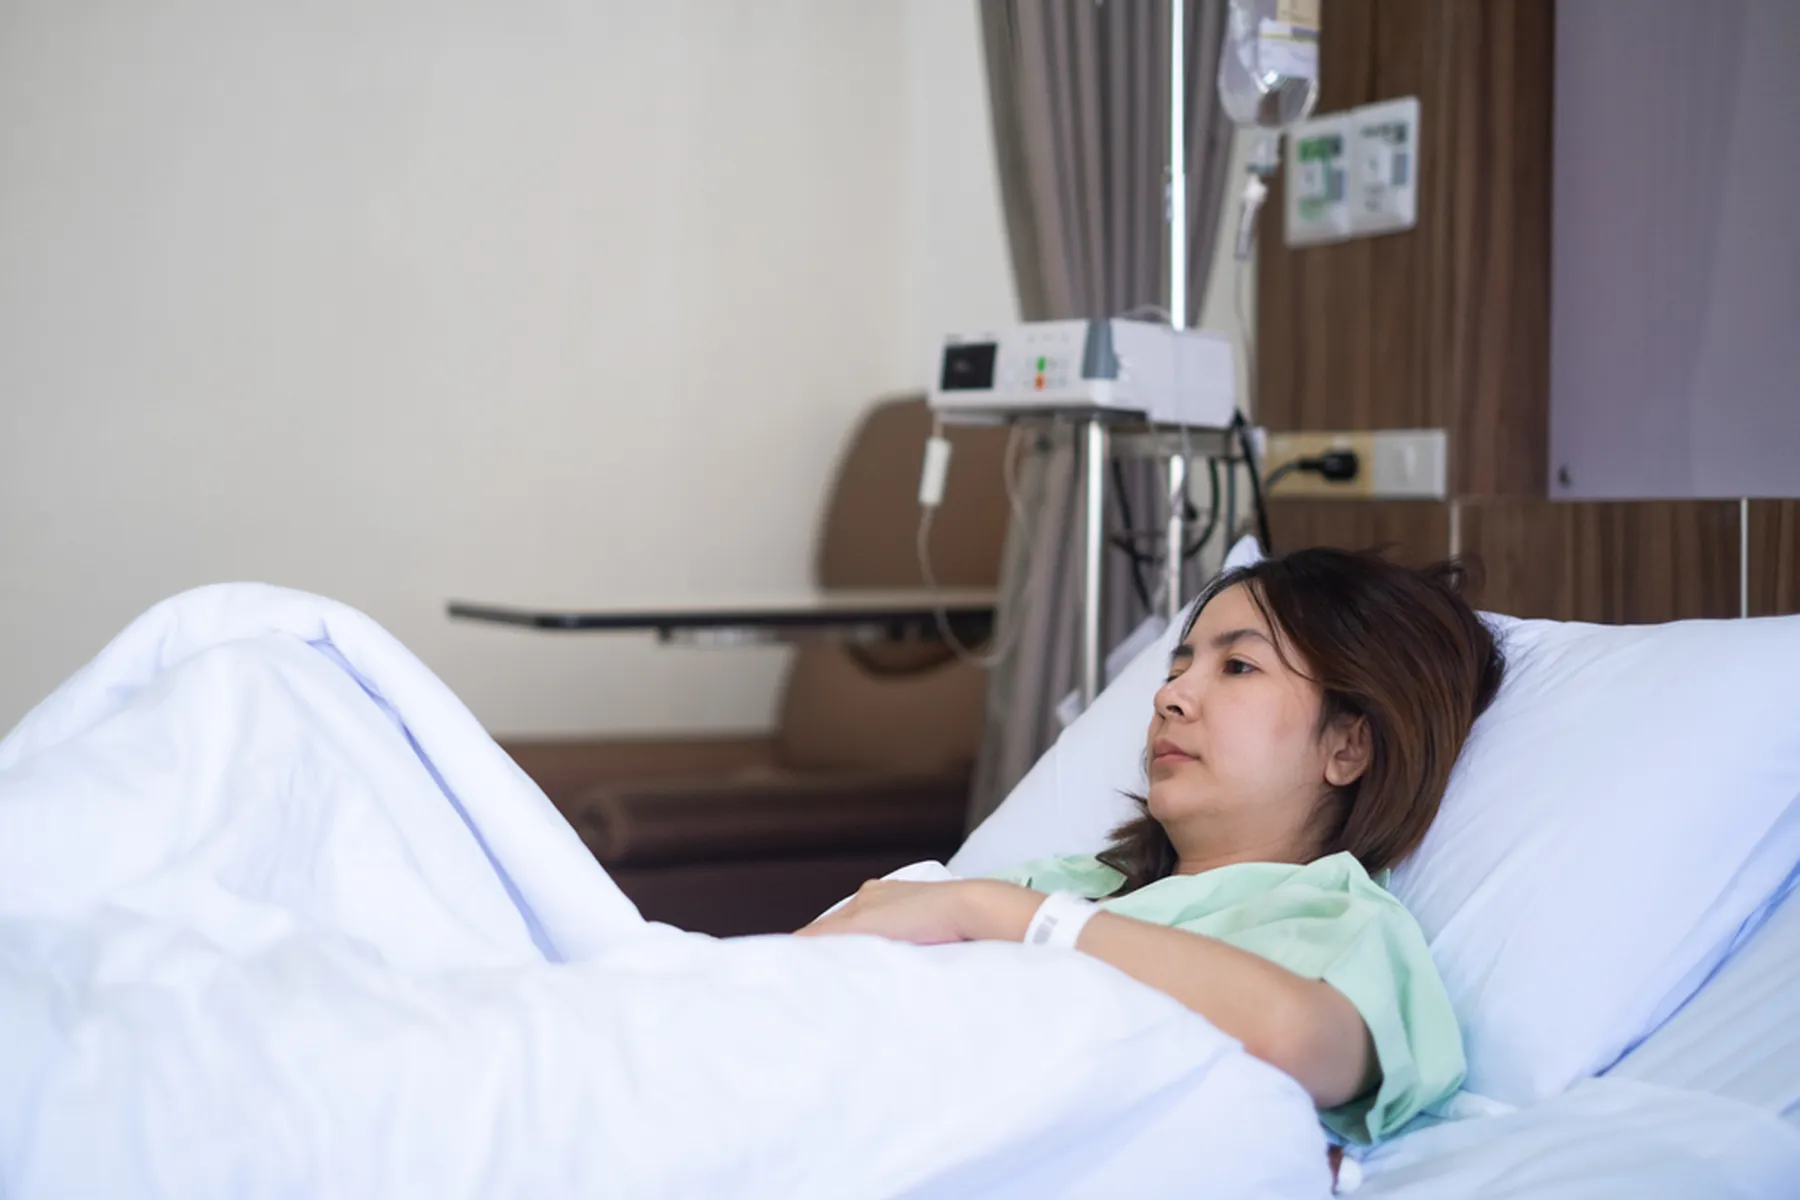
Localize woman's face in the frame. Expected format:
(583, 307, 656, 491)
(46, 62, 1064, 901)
(1145, 582, 1368, 864)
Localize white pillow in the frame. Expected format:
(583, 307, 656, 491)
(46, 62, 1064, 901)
(1390, 614, 1800, 1105)
(952, 548, 1800, 1109)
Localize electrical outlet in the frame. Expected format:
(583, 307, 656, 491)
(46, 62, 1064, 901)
(1282, 95, 1420, 246)
(1284, 114, 1352, 247)
(1349, 96, 1419, 237)
(1263, 429, 1445, 499)
(1369, 428, 1445, 496)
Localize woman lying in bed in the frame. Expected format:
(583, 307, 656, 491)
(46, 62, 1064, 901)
(801, 548, 1504, 1145)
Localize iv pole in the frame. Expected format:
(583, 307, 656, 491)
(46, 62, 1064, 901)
(1077, 0, 1191, 708)
(1162, 0, 1189, 628)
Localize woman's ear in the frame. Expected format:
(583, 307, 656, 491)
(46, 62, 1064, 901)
(1323, 715, 1372, 789)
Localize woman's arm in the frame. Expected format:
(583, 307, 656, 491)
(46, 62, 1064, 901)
(798, 878, 1376, 1109)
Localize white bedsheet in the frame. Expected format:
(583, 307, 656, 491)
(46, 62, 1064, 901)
(1356, 870, 1800, 1198)
(1356, 1078, 1800, 1199)
(1609, 871, 1800, 1126)
(0, 585, 1329, 1199)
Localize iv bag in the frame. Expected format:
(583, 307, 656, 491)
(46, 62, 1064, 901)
(1216, 0, 1321, 132)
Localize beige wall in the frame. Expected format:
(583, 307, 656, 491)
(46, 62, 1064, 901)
(903, 0, 1021, 368)
(0, 1, 1251, 738)
(0, 0, 1019, 736)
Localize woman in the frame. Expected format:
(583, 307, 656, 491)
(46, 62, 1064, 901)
(800, 548, 1504, 1145)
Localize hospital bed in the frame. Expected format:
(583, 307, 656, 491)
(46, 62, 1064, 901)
(1347, 880, 1800, 1196)
(945, 538, 1800, 1195)
(2, 561, 1798, 1196)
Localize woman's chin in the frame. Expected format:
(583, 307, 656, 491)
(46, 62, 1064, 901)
(1143, 781, 1184, 823)
(1145, 764, 1217, 823)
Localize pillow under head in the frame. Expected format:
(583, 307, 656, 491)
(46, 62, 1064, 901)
(1389, 612, 1800, 1104)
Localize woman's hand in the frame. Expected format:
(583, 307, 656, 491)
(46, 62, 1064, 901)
(795, 879, 1041, 945)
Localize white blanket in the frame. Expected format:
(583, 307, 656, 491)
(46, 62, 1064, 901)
(0, 585, 1329, 1199)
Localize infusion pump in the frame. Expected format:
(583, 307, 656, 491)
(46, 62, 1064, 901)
(928, 318, 1236, 428)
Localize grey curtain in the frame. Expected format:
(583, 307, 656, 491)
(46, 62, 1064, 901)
(968, 0, 1235, 826)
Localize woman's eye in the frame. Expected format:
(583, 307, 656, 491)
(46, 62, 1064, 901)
(1224, 658, 1256, 676)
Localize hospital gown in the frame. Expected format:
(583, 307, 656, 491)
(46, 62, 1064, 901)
(989, 850, 1462, 1144)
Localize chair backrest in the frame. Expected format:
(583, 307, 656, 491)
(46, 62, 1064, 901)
(814, 395, 1011, 589)
(776, 395, 1011, 775)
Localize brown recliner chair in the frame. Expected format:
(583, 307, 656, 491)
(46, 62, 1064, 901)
(504, 396, 1011, 935)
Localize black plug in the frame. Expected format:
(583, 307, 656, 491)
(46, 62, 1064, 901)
(1265, 449, 1362, 491)
(1305, 449, 1360, 482)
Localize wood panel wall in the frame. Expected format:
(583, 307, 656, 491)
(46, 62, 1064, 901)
(1749, 501, 1800, 618)
(1458, 500, 1741, 622)
(1255, 0, 1799, 624)
(1257, 0, 1553, 496)
(1269, 498, 1800, 623)
(1265, 500, 1449, 569)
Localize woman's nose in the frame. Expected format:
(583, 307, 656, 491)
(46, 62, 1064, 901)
(1156, 676, 1196, 719)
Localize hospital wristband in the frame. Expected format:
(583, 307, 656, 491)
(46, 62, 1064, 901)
(1022, 890, 1099, 951)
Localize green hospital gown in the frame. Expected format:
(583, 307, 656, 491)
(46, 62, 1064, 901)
(988, 850, 1462, 1144)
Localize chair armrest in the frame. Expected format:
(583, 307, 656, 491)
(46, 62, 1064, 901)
(501, 737, 779, 811)
(569, 771, 970, 868)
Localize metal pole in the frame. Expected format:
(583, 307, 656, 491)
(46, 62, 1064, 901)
(1081, 418, 1108, 706)
(1741, 496, 1751, 619)
(1168, 0, 1186, 335)
(1163, 0, 1189, 623)
(1164, 451, 1187, 623)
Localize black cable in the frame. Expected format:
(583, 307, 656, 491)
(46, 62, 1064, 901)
(1226, 457, 1239, 545)
(1108, 430, 1273, 597)
(1182, 457, 1221, 560)
(1266, 450, 1360, 490)
(1108, 457, 1155, 611)
(1263, 460, 1305, 492)
(1232, 412, 1274, 554)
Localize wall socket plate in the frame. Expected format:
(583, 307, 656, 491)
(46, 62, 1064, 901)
(1284, 113, 1352, 247)
(1284, 95, 1420, 246)
(1350, 96, 1420, 237)
(1263, 428, 1447, 499)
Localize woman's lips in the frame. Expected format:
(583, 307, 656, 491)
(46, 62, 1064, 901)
(1151, 739, 1196, 765)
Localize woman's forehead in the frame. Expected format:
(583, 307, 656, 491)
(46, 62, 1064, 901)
(1186, 583, 1266, 641)
(1180, 581, 1312, 674)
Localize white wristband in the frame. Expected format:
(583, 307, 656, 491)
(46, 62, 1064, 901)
(1022, 890, 1099, 951)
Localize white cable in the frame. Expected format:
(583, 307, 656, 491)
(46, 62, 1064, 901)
(918, 422, 1033, 670)
(1233, 172, 1269, 263)
(1001, 418, 1031, 532)
(1235, 228, 1257, 386)
(1230, 194, 1260, 554)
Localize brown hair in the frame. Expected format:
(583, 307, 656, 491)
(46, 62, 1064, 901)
(1097, 548, 1505, 893)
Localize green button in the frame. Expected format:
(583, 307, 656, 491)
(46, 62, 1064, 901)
(1036, 356, 1047, 371)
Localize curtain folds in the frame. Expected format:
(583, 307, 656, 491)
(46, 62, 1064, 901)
(968, 0, 1235, 826)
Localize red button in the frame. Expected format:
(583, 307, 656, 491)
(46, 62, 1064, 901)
(1035, 374, 1045, 390)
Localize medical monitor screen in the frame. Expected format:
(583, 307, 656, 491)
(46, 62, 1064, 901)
(939, 342, 997, 391)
